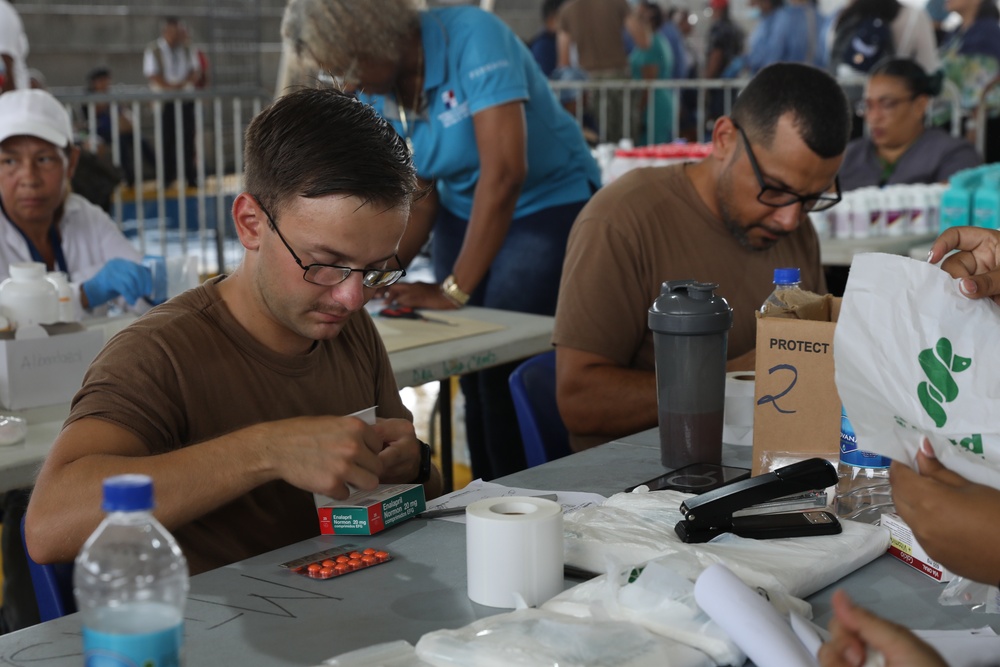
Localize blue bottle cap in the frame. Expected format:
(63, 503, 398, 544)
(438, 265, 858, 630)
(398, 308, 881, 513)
(773, 267, 800, 285)
(102, 474, 154, 512)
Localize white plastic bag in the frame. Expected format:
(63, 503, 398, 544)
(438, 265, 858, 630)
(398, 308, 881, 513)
(835, 253, 1000, 489)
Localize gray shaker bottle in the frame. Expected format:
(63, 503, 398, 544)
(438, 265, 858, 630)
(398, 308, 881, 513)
(648, 280, 733, 469)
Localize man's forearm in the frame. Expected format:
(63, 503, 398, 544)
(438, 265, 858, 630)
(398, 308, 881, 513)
(559, 365, 659, 440)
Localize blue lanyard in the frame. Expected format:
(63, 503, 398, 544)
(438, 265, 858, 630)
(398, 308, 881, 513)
(2, 202, 69, 274)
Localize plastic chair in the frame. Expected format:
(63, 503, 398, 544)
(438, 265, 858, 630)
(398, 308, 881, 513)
(20, 515, 76, 622)
(509, 351, 571, 467)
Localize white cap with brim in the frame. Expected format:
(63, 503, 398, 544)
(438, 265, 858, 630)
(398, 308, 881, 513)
(0, 89, 74, 149)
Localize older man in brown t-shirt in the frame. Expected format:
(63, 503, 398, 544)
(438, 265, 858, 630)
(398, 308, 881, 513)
(554, 63, 852, 451)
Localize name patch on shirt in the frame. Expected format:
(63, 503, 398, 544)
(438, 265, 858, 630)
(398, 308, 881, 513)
(467, 60, 510, 79)
(438, 102, 471, 128)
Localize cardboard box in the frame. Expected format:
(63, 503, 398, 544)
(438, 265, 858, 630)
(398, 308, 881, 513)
(317, 484, 426, 535)
(882, 512, 955, 582)
(752, 296, 842, 474)
(0, 325, 104, 410)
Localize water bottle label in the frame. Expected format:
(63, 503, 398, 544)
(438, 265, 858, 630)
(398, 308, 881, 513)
(83, 624, 182, 667)
(840, 409, 891, 468)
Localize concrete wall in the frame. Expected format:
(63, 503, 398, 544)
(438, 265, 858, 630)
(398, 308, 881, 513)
(16, 0, 545, 95)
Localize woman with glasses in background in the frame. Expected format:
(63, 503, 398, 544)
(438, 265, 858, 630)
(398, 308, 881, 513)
(839, 58, 980, 192)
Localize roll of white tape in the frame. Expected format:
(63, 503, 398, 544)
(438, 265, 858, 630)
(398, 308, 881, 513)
(466, 496, 563, 609)
(724, 371, 756, 428)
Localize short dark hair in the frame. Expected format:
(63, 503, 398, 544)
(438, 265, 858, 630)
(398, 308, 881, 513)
(869, 58, 943, 96)
(244, 88, 417, 219)
(86, 67, 110, 86)
(731, 63, 851, 159)
(542, 0, 565, 19)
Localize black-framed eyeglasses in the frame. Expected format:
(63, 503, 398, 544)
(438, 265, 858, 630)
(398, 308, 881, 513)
(733, 123, 841, 213)
(254, 197, 406, 288)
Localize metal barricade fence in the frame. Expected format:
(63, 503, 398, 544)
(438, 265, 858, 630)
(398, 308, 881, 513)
(57, 87, 270, 277)
(56, 78, 966, 275)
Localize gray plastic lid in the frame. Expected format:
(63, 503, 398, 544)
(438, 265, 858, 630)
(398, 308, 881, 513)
(648, 280, 733, 335)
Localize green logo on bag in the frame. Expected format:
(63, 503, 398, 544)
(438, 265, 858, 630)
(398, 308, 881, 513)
(917, 338, 971, 428)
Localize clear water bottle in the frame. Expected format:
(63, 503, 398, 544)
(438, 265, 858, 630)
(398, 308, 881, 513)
(75, 475, 189, 666)
(835, 407, 894, 524)
(760, 267, 802, 315)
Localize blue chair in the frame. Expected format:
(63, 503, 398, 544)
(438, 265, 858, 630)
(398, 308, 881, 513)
(20, 516, 76, 622)
(509, 351, 571, 467)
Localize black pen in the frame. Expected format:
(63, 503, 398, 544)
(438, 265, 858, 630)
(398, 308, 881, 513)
(418, 493, 559, 519)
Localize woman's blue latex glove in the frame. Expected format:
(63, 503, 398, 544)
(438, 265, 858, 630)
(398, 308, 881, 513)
(81, 258, 153, 308)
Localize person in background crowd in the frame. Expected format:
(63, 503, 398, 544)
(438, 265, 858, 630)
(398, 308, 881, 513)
(26, 87, 442, 578)
(84, 67, 156, 187)
(657, 7, 688, 80)
(630, 0, 674, 145)
(820, 224, 1000, 667)
(0, 0, 29, 93)
(704, 0, 745, 134)
(557, 0, 641, 141)
(283, 0, 600, 481)
(143, 16, 201, 188)
(529, 0, 566, 78)
(744, 0, 810, 74)
(828, 0, 940, 78)
(554, 63, 850, 451)
(840, 58, 980, 191)
(0, 88, 153, 634)
(938, 0, 1000, 163)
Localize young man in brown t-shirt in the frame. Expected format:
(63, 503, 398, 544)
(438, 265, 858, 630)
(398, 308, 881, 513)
(553, 63, 852, 451)
(26, 89, 442, 573)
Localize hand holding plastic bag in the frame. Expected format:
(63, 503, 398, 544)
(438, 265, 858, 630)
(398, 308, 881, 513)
(929, 226, 1000, 306)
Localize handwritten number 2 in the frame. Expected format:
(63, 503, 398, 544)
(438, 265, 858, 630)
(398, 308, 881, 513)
(757, 364, 797, 414)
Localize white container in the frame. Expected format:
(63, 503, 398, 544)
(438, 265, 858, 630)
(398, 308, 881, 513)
(883, 186, 909, 236)
(0, 262, 59, 328)
(45, 271, 76, 322)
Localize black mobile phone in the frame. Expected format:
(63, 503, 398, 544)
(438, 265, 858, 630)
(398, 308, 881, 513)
(626, 463, 751, 494)
(730, 510, 841, 540)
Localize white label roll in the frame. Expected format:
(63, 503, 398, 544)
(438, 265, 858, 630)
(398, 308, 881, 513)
(466, 496, 564, 608)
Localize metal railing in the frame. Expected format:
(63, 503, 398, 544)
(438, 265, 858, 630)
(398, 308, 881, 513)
(58, 87, 270, 275)
(55, 76, 969, 275)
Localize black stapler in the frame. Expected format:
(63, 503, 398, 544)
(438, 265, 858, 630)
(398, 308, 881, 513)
(674, 458, 842, 543)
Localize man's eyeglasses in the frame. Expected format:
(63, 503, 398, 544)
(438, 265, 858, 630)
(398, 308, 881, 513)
(733, 123, 841, 213)
(254, 197, 406, 289)
(854, 95, 917, 117)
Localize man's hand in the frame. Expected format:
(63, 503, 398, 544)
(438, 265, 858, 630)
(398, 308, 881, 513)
(818, 590, 946, 667)
(374, 418, 421, 483)
(259, 415, 385, 500)
(929, 226, 1000, 305)
(890, 441, 1000, 584)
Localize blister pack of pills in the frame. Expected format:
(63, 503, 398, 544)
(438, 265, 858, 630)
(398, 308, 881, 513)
(280, 545, 391, 579)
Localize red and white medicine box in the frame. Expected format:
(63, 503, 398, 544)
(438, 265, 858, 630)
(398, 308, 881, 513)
(882, 512, 955, 582)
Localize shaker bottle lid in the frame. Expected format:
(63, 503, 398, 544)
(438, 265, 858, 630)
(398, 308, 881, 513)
(773, 267, 800, 285)
(102, 474, 154, 512)
(648, 280, 733, 334)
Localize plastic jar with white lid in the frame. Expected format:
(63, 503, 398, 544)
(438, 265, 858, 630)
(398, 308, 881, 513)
(0, 262, 59, 328)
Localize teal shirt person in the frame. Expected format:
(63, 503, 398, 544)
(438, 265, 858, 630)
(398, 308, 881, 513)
(629, 32, 674, 145)
(358, 7, 600, 220)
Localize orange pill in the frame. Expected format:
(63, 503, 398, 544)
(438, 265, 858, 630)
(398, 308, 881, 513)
(321, 559, 336, 568)
(349, 558, 363, 569)
(335, 555, 350, 563)
(319, 567, 335, 577)
(349, 551, 362, 560)
(363, 548, 376, 556)
(307, 562, 322, 572)
(334, 563, 350, 575)
(361, 555, 376, 566)
(375, 551, 389, 562)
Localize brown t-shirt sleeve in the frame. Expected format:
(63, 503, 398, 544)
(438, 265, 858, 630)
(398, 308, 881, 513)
(553, 213, 651, 368)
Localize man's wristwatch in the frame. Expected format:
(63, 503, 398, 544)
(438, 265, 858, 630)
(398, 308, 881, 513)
(413, 440, 433, 484)
(441, 274, 470, 307)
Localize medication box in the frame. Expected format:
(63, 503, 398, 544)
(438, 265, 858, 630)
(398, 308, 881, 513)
(882, 512, 955, 582)
(317, 484, 426, 535)
(0, 325, 104, 410)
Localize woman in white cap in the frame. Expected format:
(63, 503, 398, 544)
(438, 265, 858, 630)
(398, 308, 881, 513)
(0, 88, 152, 319)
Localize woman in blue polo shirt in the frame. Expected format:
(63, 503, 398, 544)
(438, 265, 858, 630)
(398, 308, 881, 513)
(283, 0, 601, 481)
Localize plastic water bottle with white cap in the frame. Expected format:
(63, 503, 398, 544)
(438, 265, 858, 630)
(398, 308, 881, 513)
(74, 474, 189, 666)
(835, 407, 893, 524)
(760, 267, 802, 316)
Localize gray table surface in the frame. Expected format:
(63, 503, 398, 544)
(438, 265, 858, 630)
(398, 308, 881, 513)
(0, 307, 554, 495)
(0, 430, 992, 666)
